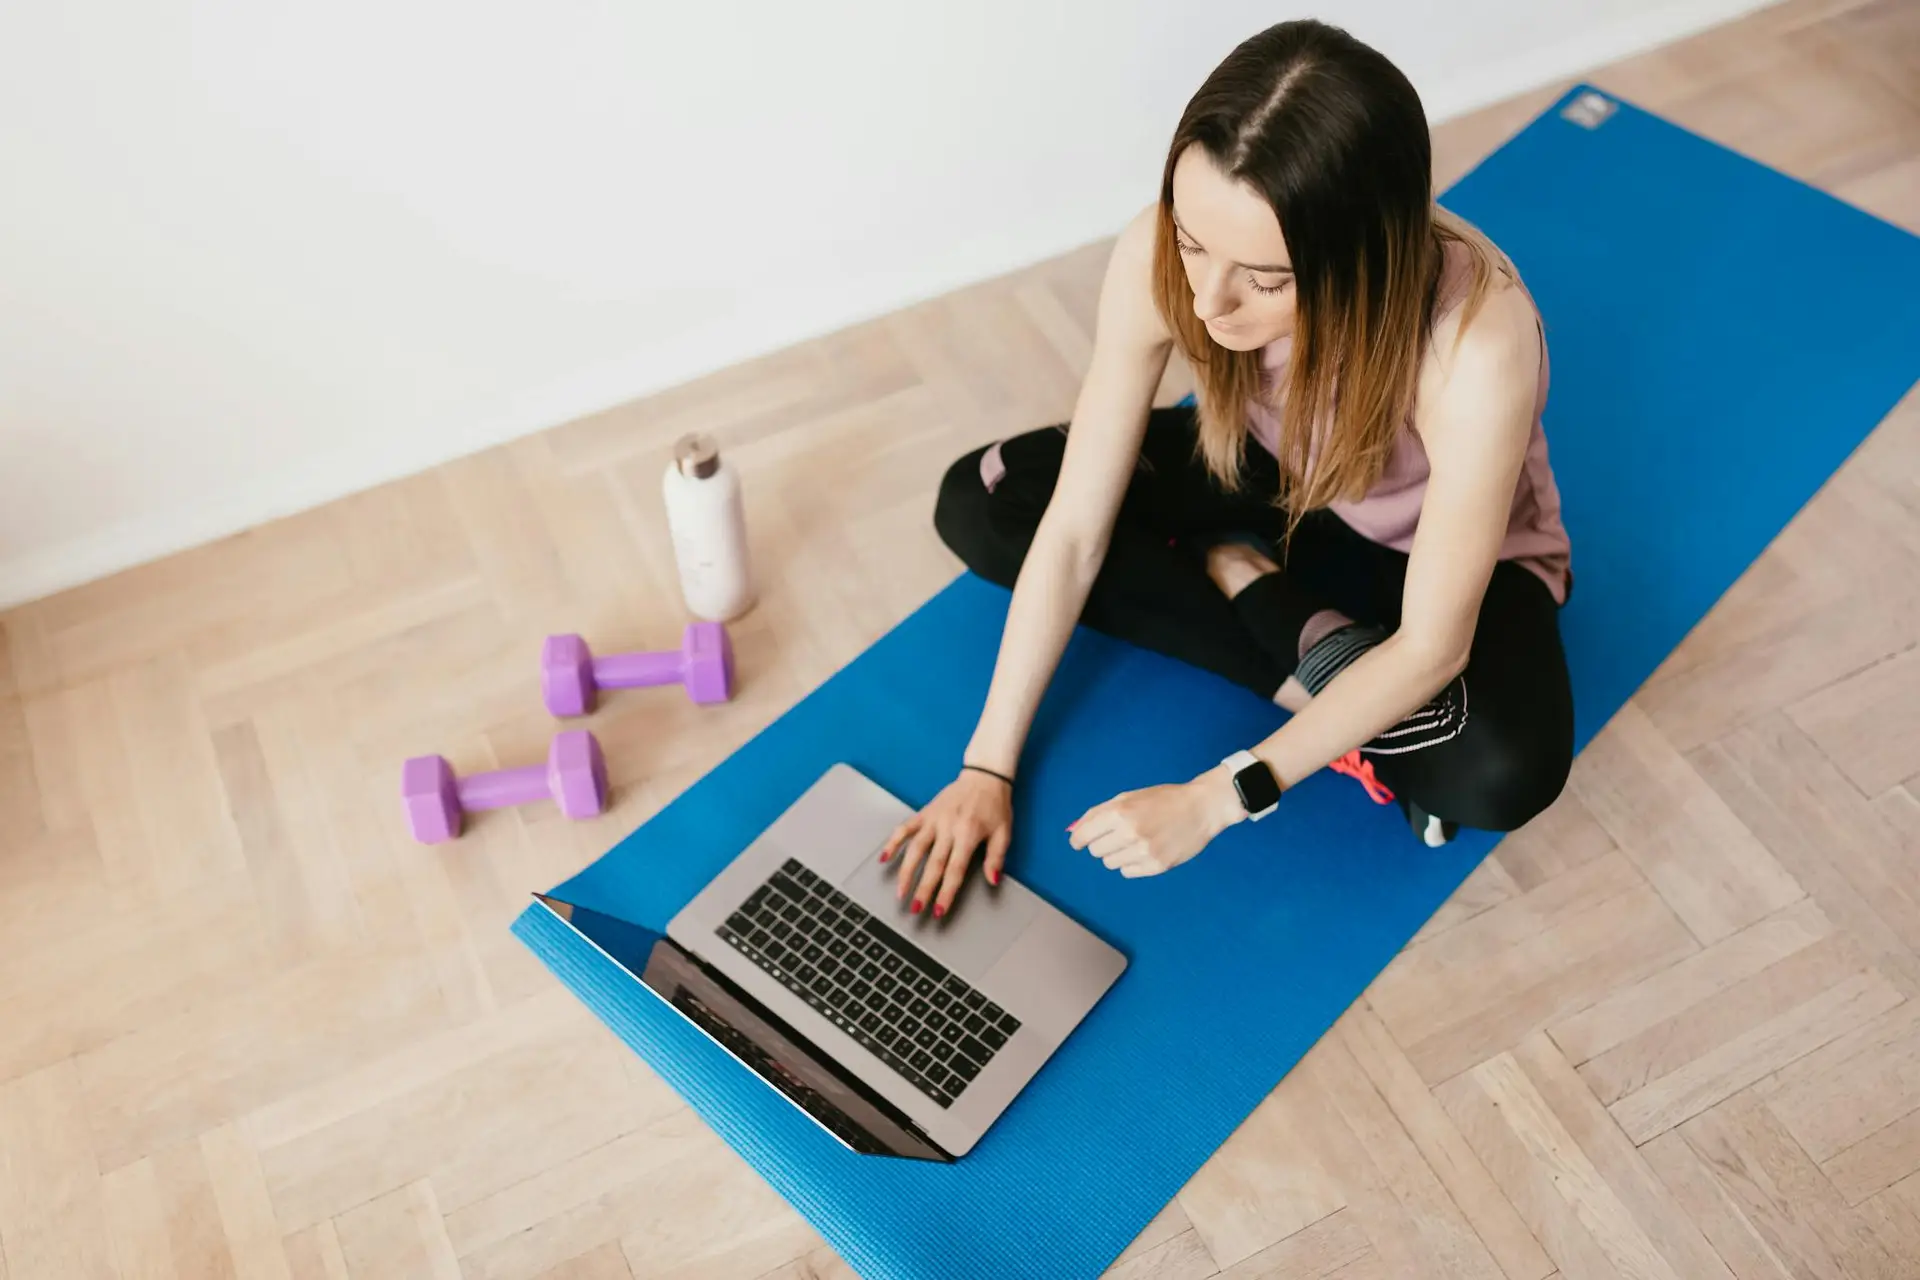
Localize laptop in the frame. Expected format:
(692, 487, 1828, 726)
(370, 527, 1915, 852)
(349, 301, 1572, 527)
(533, 762, 1127, 1161)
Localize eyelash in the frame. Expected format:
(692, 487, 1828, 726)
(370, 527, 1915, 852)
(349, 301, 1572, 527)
(1175, 237, 1290, 295)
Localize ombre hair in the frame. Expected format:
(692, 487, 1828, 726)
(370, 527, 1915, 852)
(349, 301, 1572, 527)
(1152, 20, 1505, 533)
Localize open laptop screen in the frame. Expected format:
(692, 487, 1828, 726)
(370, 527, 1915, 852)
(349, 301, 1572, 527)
(534, 894, 951, 1163)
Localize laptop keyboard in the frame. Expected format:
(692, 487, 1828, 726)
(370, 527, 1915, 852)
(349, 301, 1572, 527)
(716, 857, 1022, 1108)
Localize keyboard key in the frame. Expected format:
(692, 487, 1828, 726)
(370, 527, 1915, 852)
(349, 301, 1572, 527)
(859, 1012, 881, 1033)
(982, 1000, 1005, 1021)
(926, 1010, 949, 1035)
(930, 1087, 954, 1107)
(931, 988, 954, 1011)
(880, 953, 902, 974)
(849, 980, 871, 1001)
(959, 1035, 991, 1065)
(962, 990, 986, 1010)
(950, 1054, 982, 1082)
(912, 974, 936, 998)
(941, 974, 968, 997)
(863, 939, 885, 961)
(725, 911, 752, 933)
(963, 1012, 986, 1036)
(981, 1024, 1008, 1050)
(802, 944, 824, 964)
(825, 937, 849, 957)
(914, 1027, 938, 1051)
(904, 997, 927, 1020)
(998, 1012, 1023, 1035)
(859, 962, 880, 981)
(909, 1048, 933, 1072)
(877, 1026, 899, 1047)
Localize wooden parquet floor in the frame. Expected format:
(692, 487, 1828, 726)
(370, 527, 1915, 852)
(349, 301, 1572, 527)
(3, 1, 1919, 1275)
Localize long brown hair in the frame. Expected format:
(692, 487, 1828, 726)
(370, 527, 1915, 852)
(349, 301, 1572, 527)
(1152, 20, 1503, 527)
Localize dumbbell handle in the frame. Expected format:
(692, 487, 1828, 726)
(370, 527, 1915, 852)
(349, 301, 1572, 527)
(593, 650, 687, 691)
(458, 765, 552, 812)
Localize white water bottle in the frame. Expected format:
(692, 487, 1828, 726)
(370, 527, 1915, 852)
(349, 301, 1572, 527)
(662, 433, 755, 622)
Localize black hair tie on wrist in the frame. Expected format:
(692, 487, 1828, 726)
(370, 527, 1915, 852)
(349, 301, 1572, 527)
(962, 763, 1015, 788)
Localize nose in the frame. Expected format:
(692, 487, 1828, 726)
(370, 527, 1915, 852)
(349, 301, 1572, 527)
(1190, 266, 1235, 324)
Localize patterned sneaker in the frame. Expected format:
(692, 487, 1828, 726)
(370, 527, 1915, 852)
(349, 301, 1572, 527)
(1400, 797, 1459, 848)
(1327, 750, 1458, 847)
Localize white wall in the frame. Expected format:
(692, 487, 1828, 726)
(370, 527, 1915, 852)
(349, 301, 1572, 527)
(0, 0, 1769, 607)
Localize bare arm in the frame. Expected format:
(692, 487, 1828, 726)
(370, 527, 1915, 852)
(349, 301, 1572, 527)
(1198, 276, 1543, 815)
(883, 206, 1172, 914)
(963, 206, 1174, 777)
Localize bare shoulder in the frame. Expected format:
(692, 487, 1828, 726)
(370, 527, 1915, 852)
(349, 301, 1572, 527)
(1422, 266, 1540, 415)
(1415, 263, 1541, 459)
(1094, 203, 1174, 350)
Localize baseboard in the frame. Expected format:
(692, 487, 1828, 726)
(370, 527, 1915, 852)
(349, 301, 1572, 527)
(0, 0, 1776, 611)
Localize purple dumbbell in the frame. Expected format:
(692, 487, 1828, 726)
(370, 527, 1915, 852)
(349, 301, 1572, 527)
(401, 730, 608, 843)
(541, 622, 734, 716)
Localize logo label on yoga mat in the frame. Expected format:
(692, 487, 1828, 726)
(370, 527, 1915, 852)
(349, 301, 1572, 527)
(1561, 91, 1618, 129)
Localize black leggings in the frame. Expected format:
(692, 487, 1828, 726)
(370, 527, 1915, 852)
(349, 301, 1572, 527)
(932, 407, 1574, 832)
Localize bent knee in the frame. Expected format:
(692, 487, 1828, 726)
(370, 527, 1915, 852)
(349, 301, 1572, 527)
(1449, 723, 1572, 833)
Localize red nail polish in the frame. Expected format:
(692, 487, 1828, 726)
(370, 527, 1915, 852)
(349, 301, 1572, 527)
(933, 904, 946, 918)
(911, 899, 923, 914)
(988, 871, 999, 886)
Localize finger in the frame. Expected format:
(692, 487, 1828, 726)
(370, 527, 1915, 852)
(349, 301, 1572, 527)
(932, 828, 977, 917)
(1085, 826, 1134, 860)
(1067, 805, 1113, 851)
(912, 830, 954, 915)
(896, 821, 937, 898)
(879, 815, 919, 864)
(982, 825, 1011, 887)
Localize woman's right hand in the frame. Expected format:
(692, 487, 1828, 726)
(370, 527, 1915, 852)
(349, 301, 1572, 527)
(879, 770, 1014, 919)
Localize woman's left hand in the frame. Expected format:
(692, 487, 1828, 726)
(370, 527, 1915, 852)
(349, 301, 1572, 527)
(1068, 771, 1243, 877)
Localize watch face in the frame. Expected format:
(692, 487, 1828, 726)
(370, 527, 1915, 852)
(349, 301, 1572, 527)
(1234, 761, 1282, 813)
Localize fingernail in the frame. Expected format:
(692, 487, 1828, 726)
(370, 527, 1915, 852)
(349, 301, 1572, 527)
(878, 851, 890, 862)
(911, 899, 923, 914)
(932, 903, 946, 918)
(988, 871, 999, 886)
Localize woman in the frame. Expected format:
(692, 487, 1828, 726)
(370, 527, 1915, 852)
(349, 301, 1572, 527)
(882, 19, 1574, 918)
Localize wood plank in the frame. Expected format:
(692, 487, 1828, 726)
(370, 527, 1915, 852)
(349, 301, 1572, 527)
(1176, 1076, 1347, 1270)
(200, 1123, 293, 1280)
(1787, 643, 1920, 799)
(1102, 1229, 1220, 1280)
(1549, 898, 1833, 1067)
(1336, 1003, 1554, 1280)
(1607, 970, 1904, 1143)
(282, 1223, 352, 1280)
(1679, 1093, 1905, 1280)
(534, 1243, 634, 1280)
(0, 1060, 121, 1280)
(1640, 1131, 1797, 1280)
(1570, 704, 1804, 945)
(1439, 1052, 1687, 1280)
(1217, 1210, 1378, 1280)
(332, 1180, 463, 1280)
(1289, 1033, 1502, 1278)
(1692, 714, 1920, 995)
(101, 1157, 182, 1280)
(1367, 853, 1699, 1084)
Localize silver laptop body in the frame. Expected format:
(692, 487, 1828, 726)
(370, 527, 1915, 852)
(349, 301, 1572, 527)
(536, 762, 1125, 1159)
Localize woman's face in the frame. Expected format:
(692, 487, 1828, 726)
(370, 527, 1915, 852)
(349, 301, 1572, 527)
(1169, 145, 1297, 352)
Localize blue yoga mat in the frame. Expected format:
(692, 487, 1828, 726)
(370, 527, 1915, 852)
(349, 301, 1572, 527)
(515, 85, 1920, 1280)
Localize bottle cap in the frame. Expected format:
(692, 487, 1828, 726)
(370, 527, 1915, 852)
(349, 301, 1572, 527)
(673, 433, 720, 480)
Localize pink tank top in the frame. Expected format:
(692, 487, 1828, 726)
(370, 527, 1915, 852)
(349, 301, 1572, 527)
(1246, 239, 1572, 604)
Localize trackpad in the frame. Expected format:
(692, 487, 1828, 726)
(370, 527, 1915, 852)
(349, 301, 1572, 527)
(836, 852, 1042, 980)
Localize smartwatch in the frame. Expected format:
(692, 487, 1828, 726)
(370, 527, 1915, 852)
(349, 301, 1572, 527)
(1221, 749, 1283, 821)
